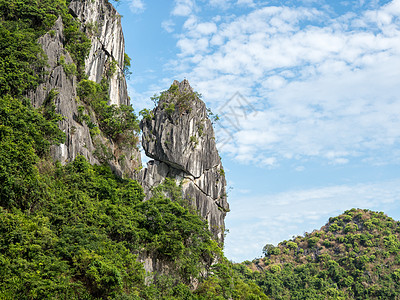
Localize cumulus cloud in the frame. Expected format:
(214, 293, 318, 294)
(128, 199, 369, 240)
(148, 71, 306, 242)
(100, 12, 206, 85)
(168, 0, 400, 165)
(225, 179, 400, 261)
(129, 0, 145, 14)
(172, 0, 196, 16)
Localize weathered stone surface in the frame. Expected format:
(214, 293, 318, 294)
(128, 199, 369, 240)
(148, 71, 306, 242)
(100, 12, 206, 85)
(142, 80, 220, 178)
(28, 17, 98, 165)
(140, 80, 229, 242)
(29, 3, 140, 177)
(137, 251, 175, 285)
(69, 0, 128, 106)
(29, 1, 227, 280)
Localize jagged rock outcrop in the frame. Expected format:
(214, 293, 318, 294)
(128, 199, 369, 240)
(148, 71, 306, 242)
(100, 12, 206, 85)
(140, 80, 229, 242)
(29, 0, 140, 177)
(28, 0, 228, 281)
(69, 0, 128, 106)
(28, 17, 98, 165)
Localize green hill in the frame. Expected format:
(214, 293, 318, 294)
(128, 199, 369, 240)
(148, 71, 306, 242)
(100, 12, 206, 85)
(235, 209, 400, 299)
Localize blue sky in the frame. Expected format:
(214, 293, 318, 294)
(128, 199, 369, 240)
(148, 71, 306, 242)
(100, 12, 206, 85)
(112, 0, 400, 262)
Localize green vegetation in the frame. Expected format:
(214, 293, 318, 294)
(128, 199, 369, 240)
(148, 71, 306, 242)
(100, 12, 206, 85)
(0, 0, 91, 97)
(139, 108, 154, 121)
(4, 0, 400, 299)
(62, 11, 91, 78)
(206, 107, 219, 124)
(59, 55, 77, 77)
(123, 52, 132, 79)
(0, 0, 139, 161)
(190, 135, 199, 147)
(197, 121, 205, 136)
(0, 150, 220, 298)
(0, 95, 265, 298)
(165, 102, 176, 115)
(77, 79, 140, 146)
(0, 0, 53, 97)
(152, 83, 200, 115)
(106, 59, 118, 78)
(75, 77, 140, 164)
(238, 209, 400, 299)
(196, 260, 269, 299)
(0, 95, 64, 209)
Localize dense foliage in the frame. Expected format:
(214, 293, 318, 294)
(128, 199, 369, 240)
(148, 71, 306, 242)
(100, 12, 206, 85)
(0, 95, 64, 209)
(238, 209, 400, 299)
(77, 78, 140, 145)
(5, 1, 400, 299)
(0, 94, 266, 298)
(0, 2, 268, 298)
(0, 152, 222, 298)
(0, 0, 90, 96)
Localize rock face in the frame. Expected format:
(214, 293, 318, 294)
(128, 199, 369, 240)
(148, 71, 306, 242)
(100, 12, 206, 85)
(69, 0, 128, 106)
(28, 0, 228, 279)
(140, 80, 229, 242)
(28, 0, 140, 177)
(28, 16, 98, 165)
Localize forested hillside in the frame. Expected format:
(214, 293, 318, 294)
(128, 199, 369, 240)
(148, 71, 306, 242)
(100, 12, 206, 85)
(0, 96, 265, 298)
(0, 0, 265, 298)
(236, 209, 400, 299)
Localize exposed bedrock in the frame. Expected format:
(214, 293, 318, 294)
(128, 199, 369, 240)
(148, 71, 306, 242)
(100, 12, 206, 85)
(139, 80, 229, 242)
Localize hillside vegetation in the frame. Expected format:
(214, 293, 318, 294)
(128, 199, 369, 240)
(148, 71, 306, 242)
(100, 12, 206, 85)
(236, 209, 400, 299)
(0, 0, 266, 298)
(0, 95, 266, 298)
(2, 1, 400, 299)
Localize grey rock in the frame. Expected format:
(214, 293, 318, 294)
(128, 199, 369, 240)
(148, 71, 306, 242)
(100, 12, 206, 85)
(29, 3, 140, 176)
(29, 1, 227, 280)
(137, 251, 175, 285)
(28, 17, 98, 165)
(140, 80, 229, 243)
(141, 80, 220, 178)
(69, 0, 128, 106)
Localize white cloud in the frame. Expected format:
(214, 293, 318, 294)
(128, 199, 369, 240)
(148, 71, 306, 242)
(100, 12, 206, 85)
(196, 22, 218, 35)
(261, 156, 277, 166)
(225, 179, 400, 261)
(172, 0, 196, 16)
(236, 0, 255, 7)
(209, 0, 231, 9)
(162, 19, 175, 33)
(129, 0, 145, 14)
(168, 1, 400, 165)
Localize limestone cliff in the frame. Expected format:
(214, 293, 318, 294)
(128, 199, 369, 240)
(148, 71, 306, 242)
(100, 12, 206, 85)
(69, 0, 128, 106)
(139, 80, 229, 242)
(28, 0, 229, 278)
(29, 0, 140, 177)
